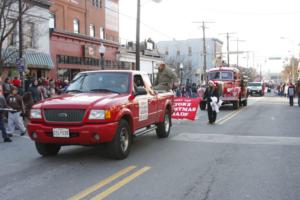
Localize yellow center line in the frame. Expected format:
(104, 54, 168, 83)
(68, 166, 137, 200)
(91, 166, 151, 200)
(218, 109, 243, 125)
(215, 110, 238, 124)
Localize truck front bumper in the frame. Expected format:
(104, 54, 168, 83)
(27, 122, 119, 145)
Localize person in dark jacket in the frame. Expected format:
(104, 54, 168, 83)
(287, 82, 296, 106)
(203, 80, 219, 124)
(6, 87, 26, 136)
(29, 79, 41, 103)
(296, 79, 300, 106)
(0, 87, 12, 142)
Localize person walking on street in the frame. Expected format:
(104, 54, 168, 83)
(203, 80, 219, 124)
(287, 82, 296, 106)
(0, 87, 12, 142)
(153, 63, 178, 91)
(296, 79, 300, 107)
(6, 87, 27, 136)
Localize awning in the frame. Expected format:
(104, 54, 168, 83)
(1, 48, 54, 69)
(24, 51, 54, 69)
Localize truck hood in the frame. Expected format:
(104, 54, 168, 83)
(38, 93, 123, 109)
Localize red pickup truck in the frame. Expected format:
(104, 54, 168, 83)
(28, 70, 174, 159)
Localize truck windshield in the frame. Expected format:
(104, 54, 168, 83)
(208, 71, 233, 80)
(66, 72, 130, 93)
(248, 83, 262, 87)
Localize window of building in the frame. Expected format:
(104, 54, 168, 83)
(188, 46, 192, 56)
(165, 48, 169, 56)
(89, 24, 95, 37)
(99, 27, 104, 39)
(92, 0, 101, 8)
(73, 18, 80, 34)
(25, 22, 34, 48)
(9, 28, 17, 46)
(176, 49, 180, 56)
(49, 13, 55, 29)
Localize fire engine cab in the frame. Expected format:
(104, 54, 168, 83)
(200, 66, 248, 110)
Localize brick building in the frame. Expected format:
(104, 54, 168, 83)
(49, 0, 119, 80)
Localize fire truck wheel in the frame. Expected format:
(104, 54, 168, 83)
(156, 109, 171, 138)
(243, 100, 248, 106)
(107, 119, 131, 160)
(233, 101, 240, 110)
(35, 142, 61, 156)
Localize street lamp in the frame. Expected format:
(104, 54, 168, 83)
(136, 0, 162, 71)
(180, 63, 183, 86)
(99, 43, 106, 70)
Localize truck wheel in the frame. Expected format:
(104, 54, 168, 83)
(233, 101, 239, 110)
(200, 101, 206, 110)
(108, 120, 131, 160)
(156, 109, 171, 138)
(35, 142, 61, 156)
(243, 100, 248, 106)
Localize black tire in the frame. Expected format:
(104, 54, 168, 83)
(243, 100, 248, 106)
(233, 101, 239, 110)
(156, 109, 171, 138)
(107, 120, 131, 160)
(35, 142, 61, 156)
(200, 101, 206, 110)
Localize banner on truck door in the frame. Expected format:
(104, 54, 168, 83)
(172, 97, 201, 121)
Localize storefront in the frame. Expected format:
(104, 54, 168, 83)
(1, 48, 53, 79)
(50, 30, 119, 81)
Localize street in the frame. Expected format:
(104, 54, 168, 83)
(1, 94, 300, 200)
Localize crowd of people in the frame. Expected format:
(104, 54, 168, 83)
(275, 80, 300, 106)
(0, 75, 70, 142)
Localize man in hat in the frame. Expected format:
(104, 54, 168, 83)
(153, 63, 178, 91)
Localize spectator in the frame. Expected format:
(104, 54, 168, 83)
(22, 91, 34, 119)
(29, 80, 42, 103)
(0, 86, 12, 142)
(3, 78, 12, 99)
(296, 79, 300, 107)
(6, 87, 26, 136)
(287, 82, 296, 106)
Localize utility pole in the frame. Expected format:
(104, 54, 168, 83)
(135, 0, 141, 70)
(220, 32, 236, 67)
(193, 21, 214, 84)
(231, 37, 246, 67)
(19, 0, 24, 93)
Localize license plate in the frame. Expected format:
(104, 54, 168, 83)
(53, 128, 70, 138)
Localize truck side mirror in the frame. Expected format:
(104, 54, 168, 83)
(134, 87, 147, 96)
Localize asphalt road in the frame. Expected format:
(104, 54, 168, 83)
(1, 93, 300, 200)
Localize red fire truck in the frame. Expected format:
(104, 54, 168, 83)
(200, 67, 248, 110)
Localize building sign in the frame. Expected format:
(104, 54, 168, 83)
(172, 97, 201, 121)
(84, 45, 98, 58)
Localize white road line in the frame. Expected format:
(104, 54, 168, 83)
(171, 133, 300, 146)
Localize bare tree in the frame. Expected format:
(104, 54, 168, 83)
(0, 0, 33, 73)
(281, 57, 299, 82)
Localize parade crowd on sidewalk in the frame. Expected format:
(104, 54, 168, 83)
(0, 75, 70, 142)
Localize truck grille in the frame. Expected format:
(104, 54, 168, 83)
(44, 109, 86, 122)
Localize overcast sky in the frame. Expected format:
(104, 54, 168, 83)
(119, 0, 300, 73)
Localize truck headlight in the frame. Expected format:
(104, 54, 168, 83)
(89, 110, 111, 120)
(31, 109, 42, 119)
